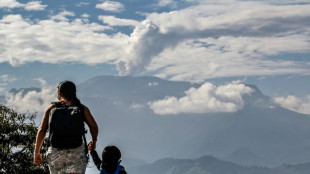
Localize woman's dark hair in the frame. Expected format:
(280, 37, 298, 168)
(102, 145, 121, 173)
(57, 80, 83, 109)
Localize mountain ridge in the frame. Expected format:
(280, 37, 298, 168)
(2, 75, 310, 167)
(76, 76, 310, 166)
(128, 155, 310, 174)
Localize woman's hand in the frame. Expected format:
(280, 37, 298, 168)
(34, 152, 43, 166)
(88, 140, 96, 151)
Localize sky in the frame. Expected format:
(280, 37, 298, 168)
(1, 0, 310, 115)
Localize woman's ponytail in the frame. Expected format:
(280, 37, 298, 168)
(58, 80, 84, 110)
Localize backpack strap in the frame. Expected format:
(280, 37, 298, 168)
(79, 105, 89, 155)
(82, 131, 88, 155)
(51, 101, 66, 108)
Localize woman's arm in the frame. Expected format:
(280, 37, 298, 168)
(33, 104, 53, 166)
(83, 105, 99, 149)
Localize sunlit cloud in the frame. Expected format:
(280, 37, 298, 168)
(146, 36, 310, 82)
(4, 78, 57, 113)
(98, 15, 139, 26)
(148, 82, 254, 115)
(24, 1, 47, 11)
(117, 1, 310, 81)
(0, 0, 46, 11)
(0, 0, 310, 83)
(96, 1, 125, 13)
(274, 95, 310, 115)
(50, 11, 75, 21)
(0, 13, 125, 66)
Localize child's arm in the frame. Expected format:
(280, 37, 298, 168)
(90, 150, 102, 170)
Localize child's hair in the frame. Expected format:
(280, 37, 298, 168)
(102, 145, 121, 173)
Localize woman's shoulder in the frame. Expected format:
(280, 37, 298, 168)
(45, 103, 56, 113)
(82, 104, 91, 113)
(81, 103, 88, 109)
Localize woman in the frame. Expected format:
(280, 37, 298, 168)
(34, 81, 98, 174)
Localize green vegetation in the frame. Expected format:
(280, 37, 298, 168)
(0, 105, 49, 174)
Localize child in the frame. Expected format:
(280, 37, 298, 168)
(89, 144, 127, 174)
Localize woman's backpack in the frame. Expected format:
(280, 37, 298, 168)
(48, 102, 86, 149)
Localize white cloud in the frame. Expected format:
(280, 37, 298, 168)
(0, 74, 17, 83)
(130, 103, 145, 111)
(0, 0, 22, 8)
(98, 15, 139, 26)
(117, 1, 310, 79)
(4, 78, 57, 113)
(0, 0, 46, 11)
(146, 36, 310, 82)
(148, 82, 254, 115)
(274, 95, 310, 115)
(158, 0, 178, 8)
(81, 13, 90, 18)
(0, 13, 126, 66)
(96, 1, 125, 13)
(258, 0, 310, 4)
(24, 1, 47, 11)
(1, 1, 310, 83)
(50, 11, 75, 21)
(76, 2, 90, 7)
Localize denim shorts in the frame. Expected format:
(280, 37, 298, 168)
(46, 145, 88, 174)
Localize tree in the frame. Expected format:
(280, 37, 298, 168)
(0, 105, 49, 174)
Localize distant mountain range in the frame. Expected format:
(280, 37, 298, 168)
(2, 75, 310, 168)
(127, 155, 310, 174)
(76, 76, 310, 167)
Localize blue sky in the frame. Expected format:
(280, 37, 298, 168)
(1, 0, 310, 115)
